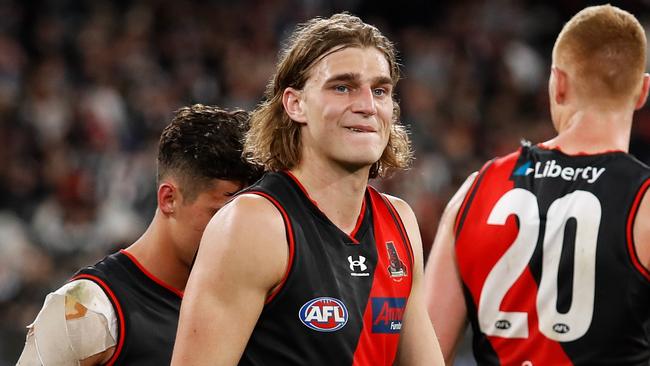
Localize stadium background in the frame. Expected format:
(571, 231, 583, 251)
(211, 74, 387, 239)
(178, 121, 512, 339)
(1, 0, 649, 364)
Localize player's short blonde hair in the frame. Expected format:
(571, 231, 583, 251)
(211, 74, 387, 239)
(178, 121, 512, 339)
(553, 4, 647, 105)
(245, 13, 412, 179)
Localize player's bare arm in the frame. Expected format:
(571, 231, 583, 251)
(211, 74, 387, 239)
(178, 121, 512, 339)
(387, 196, 444, 366)
(171, 194, 288, 365)
(79, 347, 114, 366)
(424, 172, 477, 363)
(633, 184, 650, 271)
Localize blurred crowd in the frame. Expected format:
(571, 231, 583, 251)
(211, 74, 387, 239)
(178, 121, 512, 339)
(1, 0, 650, 363)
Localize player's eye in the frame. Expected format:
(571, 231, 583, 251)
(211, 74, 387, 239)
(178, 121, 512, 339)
(373, 88, 387, 96)
(335, 85, 349, 93)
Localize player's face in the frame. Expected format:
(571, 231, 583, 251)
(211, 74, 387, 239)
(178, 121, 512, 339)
(297, 46, 394, 172)
(175, 179, 242, 265)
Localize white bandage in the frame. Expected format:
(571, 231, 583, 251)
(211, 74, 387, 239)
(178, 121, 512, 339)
(54, 280, 118, 343)
(17, 279, 118, 365)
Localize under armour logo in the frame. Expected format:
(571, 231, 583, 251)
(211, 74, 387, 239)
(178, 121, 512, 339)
(348, 256, 369, 276)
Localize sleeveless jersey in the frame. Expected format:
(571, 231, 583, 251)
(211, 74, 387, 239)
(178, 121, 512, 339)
(72, 250, 183, 366)
(239, 171, 414, 366)
(455, 144, 650, 365)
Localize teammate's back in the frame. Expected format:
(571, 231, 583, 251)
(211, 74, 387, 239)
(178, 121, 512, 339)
(454, 144, 650, 364)
(425, 5, 650, 365)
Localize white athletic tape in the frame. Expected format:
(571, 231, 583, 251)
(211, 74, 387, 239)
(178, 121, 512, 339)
(16, 329, 42, 365)
(17, 279, 117, 364)
(33, 293, 77, 365)
(54, 280, 118, 342)
(65, 305, 116, 360)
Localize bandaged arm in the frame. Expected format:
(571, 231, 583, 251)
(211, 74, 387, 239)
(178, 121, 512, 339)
(17, 279, 118, 366)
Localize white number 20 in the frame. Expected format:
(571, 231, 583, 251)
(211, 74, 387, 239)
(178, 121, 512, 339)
(478, 189, 601, 342)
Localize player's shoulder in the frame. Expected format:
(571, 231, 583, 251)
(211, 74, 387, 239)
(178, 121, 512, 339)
(620, 152, 650, 172)
(55, 278, 106, 298)
(490, 146, 526, 168)
(377, 193, 417, 225)
(225, 171, 291, 217)
(225, 192, 285, 223)
(203, 190, 287, 245)
(374, 191, 408, 211)
(57, 279, 116, 321)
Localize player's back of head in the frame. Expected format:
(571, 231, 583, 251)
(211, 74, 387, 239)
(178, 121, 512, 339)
(158, 104, 263, 202)
(553, 5, 647, 106)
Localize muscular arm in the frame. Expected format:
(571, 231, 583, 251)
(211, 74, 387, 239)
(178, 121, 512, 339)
(171, 194, 288, 365)
(423, 173, 477, 364)
(634, 185, 650, 272)
(388, 196, 444, 366)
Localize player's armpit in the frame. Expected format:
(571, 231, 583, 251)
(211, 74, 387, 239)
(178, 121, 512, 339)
(423, 172, 477, 364)
(17, 280, 117, 366)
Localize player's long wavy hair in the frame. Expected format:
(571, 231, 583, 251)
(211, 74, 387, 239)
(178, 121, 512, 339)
(245, 13, 412, 179)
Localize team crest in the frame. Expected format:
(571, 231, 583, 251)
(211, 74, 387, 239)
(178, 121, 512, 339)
(298, 297, 348, 332)
(385, 241, 407, 281)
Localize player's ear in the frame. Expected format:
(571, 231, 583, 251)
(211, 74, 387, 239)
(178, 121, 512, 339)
(158, 182, 177, 215)
(551, 66, 568, 105)
(283, 87, 308, 124)
(635, 73, 650, 110)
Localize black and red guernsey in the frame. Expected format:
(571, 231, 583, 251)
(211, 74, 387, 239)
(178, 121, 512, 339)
(455, 143, 650, 365)
(72, 250, 183, 366)
(239, 171, 414, 366)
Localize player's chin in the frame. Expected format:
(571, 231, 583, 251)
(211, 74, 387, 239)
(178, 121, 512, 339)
(338, 151, 383, 170)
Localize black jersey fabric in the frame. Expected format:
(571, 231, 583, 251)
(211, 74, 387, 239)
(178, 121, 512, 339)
(72, 250, 182, 366)
(238, 171, 414, 366)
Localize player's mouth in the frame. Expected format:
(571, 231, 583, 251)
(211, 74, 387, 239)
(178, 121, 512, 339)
(345, 125, 376, 133)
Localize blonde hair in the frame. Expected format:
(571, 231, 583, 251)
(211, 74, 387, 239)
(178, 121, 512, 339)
(245, 13, 412, 179)
(553, 4, 647, 104)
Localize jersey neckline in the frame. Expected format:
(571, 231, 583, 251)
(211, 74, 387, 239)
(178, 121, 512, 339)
(536, 143, 627, 157)
(119, 249, 184, 298)
(281, 170, 370, 244)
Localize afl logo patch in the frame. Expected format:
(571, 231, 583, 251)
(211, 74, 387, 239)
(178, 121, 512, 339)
(298, 297, 348, 332)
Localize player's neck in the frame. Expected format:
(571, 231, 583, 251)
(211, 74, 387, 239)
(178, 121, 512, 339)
(290, 161, 369, 235)
(546, 107, 632, 154)
(125, 212, 189, 293)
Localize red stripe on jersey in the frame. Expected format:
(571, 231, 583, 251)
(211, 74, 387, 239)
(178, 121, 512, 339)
(455, 151, 572, 365)
(119, 249, 184, 298)
(456, 152, 519, 312)
(351, 189, 413, 366)
(454, 159, 494, 235)
(626, 178, 650, 282)
(349, 197, 367, 242)
(536, 143, 625, 156)
(70, 274, 126, 366)
(244, 191, 296, 304)
(378, 193, 414, 268)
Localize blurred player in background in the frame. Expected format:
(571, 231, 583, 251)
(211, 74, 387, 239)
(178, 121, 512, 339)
(172, 13, 444, 365)
(425, 5, 650, 365)
(17, 104, 263, 365)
